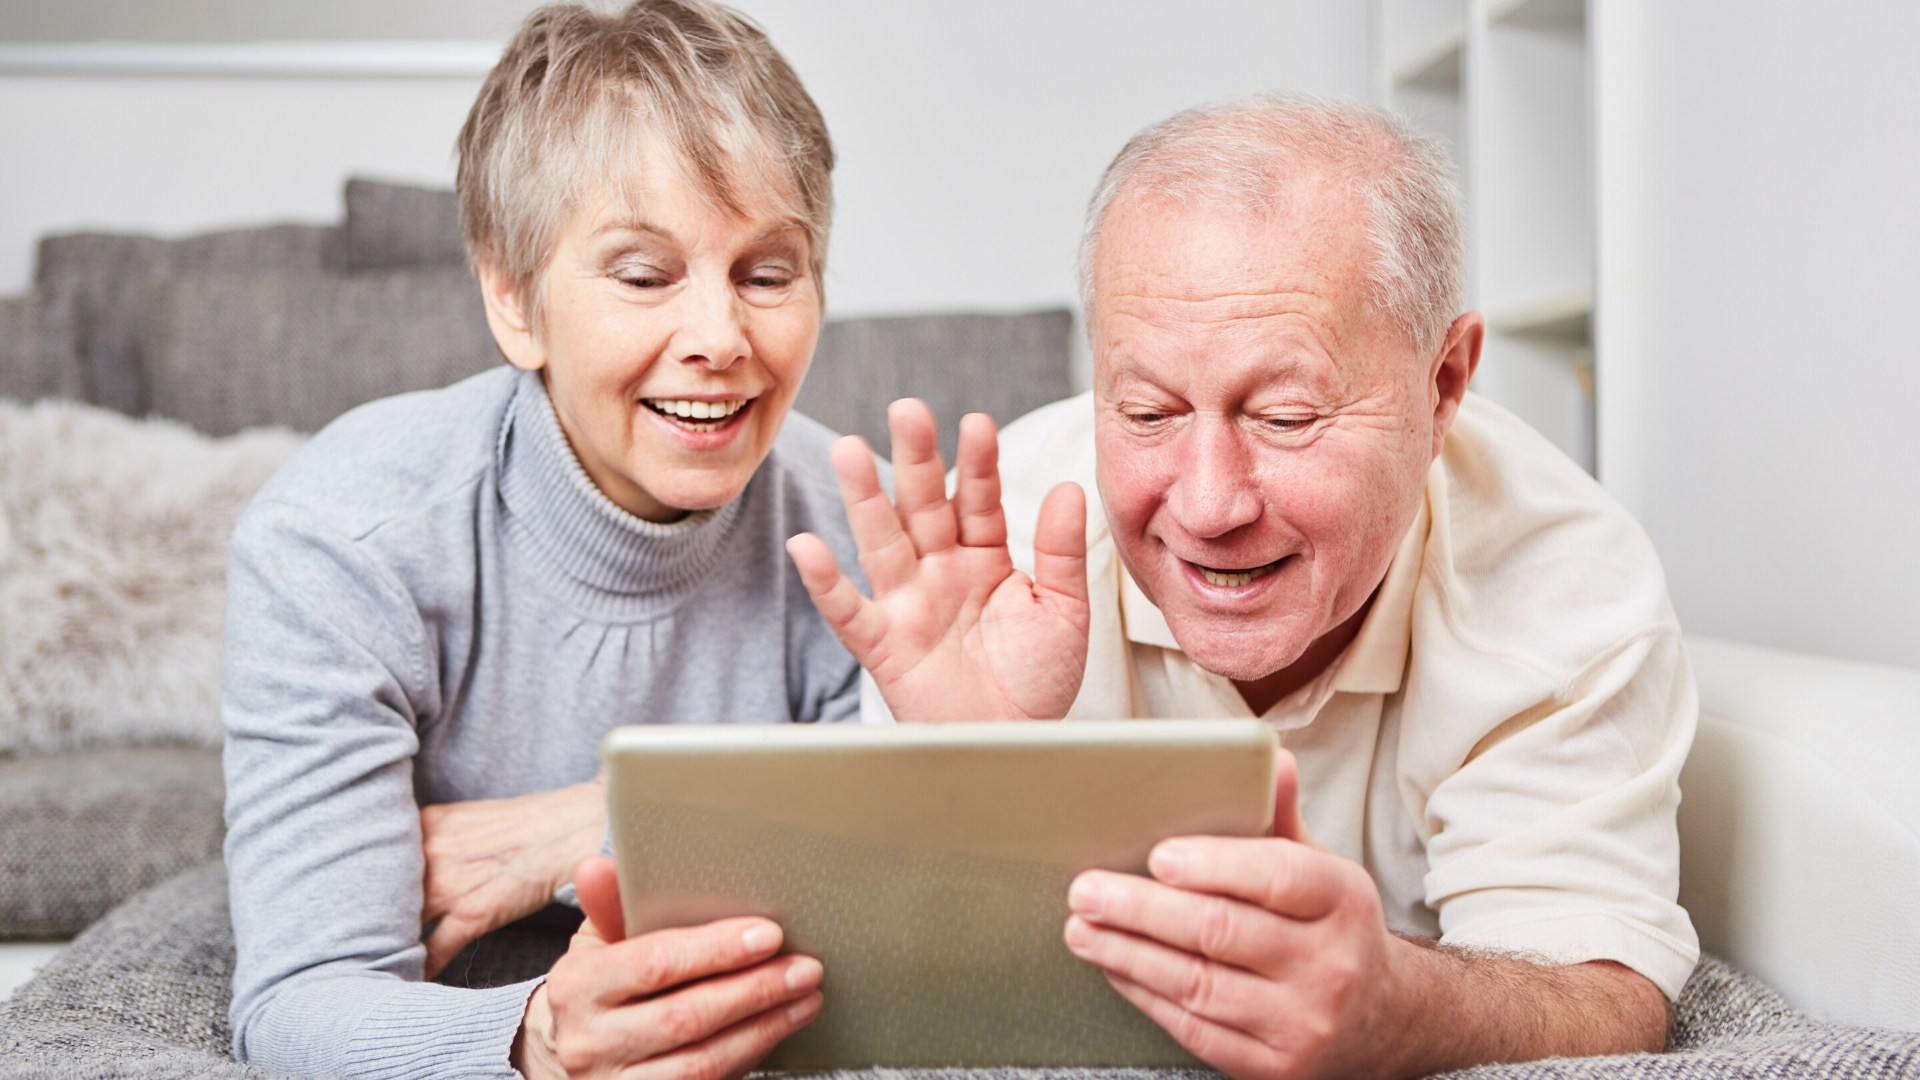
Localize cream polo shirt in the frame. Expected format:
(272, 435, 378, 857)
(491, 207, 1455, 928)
(880, 390, 1701, 1000)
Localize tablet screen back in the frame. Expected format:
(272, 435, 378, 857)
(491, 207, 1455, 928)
(602, 719, 1275, 1069)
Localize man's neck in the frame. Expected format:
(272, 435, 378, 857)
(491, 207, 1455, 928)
(1232, 592, 1377, 716)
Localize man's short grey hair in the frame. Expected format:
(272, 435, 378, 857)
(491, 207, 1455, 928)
(1077, 93, 1465, 357)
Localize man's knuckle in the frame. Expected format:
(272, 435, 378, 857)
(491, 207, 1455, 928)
(1194, 900, 1240, 959)
(1176, 959, 1222, 1016)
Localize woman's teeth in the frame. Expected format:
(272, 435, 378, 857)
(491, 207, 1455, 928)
(645, 398, 747, 432)
(1197, 560, 1282, 588)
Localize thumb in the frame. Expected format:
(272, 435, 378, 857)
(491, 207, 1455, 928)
(1032, 481, 1089, 612)
(574, 856, 625, 942)
(1270, 749, 1321, 848)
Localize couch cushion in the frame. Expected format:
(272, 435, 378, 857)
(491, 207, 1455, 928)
(6, 859, 1916, 1079)
(0, 400, 304, 756)
(0, 749, 224, 939)
(141, 266, 500, 436)
(797, 310, 1076, 465)
(0, 293, 82, 405)
(1680, 636, 1920, 1033)
(32, 226, 344, 419)
(343, 178, 465, 272)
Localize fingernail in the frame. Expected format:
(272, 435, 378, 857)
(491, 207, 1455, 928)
(1150, 843, 1186, 879)
(787, 995, 820, 1024)
(742, 924, 780, 954)
(1067, 875, 1105, 915)
(786, 955, 822, 991)
(1063, 915, 1091, 949)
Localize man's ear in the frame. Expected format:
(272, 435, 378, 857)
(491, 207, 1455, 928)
(476, 260, 546, 373)
(1428, 310, 1484, 458)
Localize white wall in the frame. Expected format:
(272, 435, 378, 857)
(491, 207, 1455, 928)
(1631, 0, 1920, 668)
(0, 1, 1372, 341)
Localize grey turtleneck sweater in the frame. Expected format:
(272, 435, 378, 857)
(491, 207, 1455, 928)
(221, 366, 871, 1079)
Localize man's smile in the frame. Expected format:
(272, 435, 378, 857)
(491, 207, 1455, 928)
(1188, 557, 1286, 589)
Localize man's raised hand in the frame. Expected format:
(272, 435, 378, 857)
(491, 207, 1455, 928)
(785, 399, 1091, 722)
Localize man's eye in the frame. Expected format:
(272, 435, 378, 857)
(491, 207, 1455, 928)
(1263, 415, 1313, 431)
(619, 274, 669, 289)
(1125, 411, 1172, 426)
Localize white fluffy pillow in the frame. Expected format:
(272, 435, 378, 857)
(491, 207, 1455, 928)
(0, 399, 306, 754)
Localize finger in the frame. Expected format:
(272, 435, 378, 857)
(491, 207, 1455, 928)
(575, 856, 625, 942)
(785, 534, 891, 664)
(584, 917, 787, 1005)
(951, 413, 1007, 548)
(1101, 970, 1284, 1079)
(1269, 749, 1315, 845)
(1068, 870, 1291, 971)
(422, 911, 492, 980)
(615, 954, 823, 1062)
(1147, 836, 1350, 920)
(1064, 914, 1279, 1038)
(622, 990, 823, 1080)
(829, 435, 920, 593)
(1032, 482, 1089, 610)
(886, 399, 958, 557)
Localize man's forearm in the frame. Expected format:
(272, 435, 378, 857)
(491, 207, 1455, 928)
(1385, 941, 1667, 1076)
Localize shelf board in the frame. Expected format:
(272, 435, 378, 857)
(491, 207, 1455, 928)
(1486, 288, 1591, 339)
(1487, 0, 1585, 33)
(1391, 32, 1464, 93)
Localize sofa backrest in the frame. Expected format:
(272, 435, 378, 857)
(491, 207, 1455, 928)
(1679, 635, 1920, 1032)
(0, 179, 1077, 449)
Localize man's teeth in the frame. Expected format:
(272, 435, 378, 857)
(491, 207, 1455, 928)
(1197, 560, 1282, 588)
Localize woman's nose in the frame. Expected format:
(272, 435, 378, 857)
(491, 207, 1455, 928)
(669, 275, 750, 371)
(1167, 416, 1264, 538)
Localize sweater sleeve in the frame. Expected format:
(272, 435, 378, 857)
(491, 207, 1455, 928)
(221, 501, 536, 1079)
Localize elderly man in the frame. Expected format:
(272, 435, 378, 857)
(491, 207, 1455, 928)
(784, 93, 1696, 1077)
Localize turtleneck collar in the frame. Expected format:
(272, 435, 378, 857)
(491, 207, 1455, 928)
(495, 369, 746, 621)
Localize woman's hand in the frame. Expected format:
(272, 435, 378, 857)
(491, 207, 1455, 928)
(420, 780, 607, 978)
(515, 857, 824, 1080)
(785, 399, 1092, 723)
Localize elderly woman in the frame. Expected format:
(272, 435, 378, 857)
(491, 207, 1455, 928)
(220, 3, 861, 1078)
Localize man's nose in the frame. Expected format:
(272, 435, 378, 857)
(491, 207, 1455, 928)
(669, 275, 750, 371)
(1167, 415, 1264, 538)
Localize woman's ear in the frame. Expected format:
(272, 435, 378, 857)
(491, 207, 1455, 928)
(476, 260, 546, 372)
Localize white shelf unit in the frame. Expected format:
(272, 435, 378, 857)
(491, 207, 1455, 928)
(1375, 0, 1595, 472)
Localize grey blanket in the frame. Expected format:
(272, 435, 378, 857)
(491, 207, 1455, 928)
(2, 861, 1915, 1079)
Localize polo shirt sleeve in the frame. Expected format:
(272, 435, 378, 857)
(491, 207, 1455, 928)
(1413, 625, 1701, 1000)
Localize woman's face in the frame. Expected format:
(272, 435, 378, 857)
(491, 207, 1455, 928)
(481, 168, 821, 522)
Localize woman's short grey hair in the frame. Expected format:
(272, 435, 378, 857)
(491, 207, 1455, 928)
(1077, 93, 1465, 357)
(457, 0, 834, 322)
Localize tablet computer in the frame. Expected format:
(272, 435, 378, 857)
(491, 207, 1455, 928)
(601, 719, 1275, 1070)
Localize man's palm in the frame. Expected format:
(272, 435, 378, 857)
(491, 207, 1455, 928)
(786, 401, 1090, 723)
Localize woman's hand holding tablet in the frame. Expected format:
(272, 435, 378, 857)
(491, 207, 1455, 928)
(512, 857, 824, 1080)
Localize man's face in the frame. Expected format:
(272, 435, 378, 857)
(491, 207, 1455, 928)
(1091, 180, 1444, 682)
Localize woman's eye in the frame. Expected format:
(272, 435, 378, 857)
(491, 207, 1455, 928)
(741, 270, 793, 289)
(618, 272, 669, 289)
